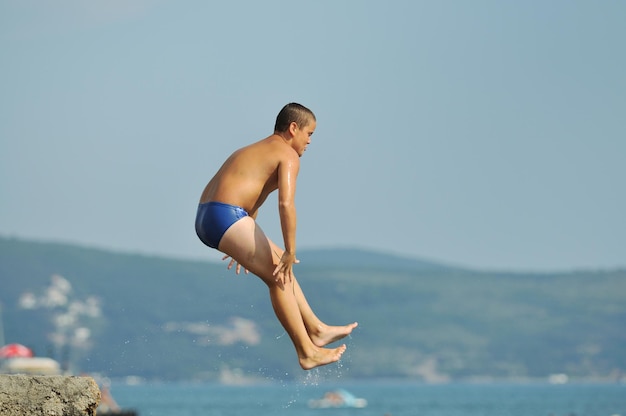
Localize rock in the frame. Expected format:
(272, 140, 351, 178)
(0, 375, 100, 416)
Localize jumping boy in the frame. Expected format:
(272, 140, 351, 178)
(195, 103, 358, 370)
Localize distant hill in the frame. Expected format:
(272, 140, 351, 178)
(1, 235, 625, 382)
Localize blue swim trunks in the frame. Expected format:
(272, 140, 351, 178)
(195, 201, 249, 249)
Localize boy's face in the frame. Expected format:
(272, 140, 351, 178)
(291, 120, 316, 157)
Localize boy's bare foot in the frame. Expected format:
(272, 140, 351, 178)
(299, 344, 347, 370)
(310, 322, 358, 347)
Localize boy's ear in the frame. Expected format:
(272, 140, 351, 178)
(288, 121, 298, 137)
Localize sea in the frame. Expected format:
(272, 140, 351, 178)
(107, 378, 625, 416)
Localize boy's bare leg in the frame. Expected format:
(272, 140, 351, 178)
(293, 279, 358, 347)
(266, 239, 358, 346)
(218, 217, 346, 370)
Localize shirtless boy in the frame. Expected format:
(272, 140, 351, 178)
(195, 103, 358, 370)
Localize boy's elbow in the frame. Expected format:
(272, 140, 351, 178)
(278, 200, 295, 212)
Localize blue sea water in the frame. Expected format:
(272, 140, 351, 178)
(108, 380, 625, 416)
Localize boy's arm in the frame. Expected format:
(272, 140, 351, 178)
(278, 156, 298, 255)
(274, 153, 300, 280)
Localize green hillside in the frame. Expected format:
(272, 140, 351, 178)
(1, 236, 624, 382)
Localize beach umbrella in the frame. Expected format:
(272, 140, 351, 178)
(0, 343, 34, 358)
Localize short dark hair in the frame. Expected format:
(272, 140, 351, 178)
(274, 103, 316, 132)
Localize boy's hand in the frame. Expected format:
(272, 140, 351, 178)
(222, 255, 249, 275)
(273, 251, 299, 283)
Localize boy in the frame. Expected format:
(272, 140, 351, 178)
(195, 103, 357, 370)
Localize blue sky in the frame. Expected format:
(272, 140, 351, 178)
(1, 1, 624, 271)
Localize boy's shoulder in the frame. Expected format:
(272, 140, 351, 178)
(257, 135, 300, 159)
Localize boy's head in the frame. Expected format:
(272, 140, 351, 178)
(274, 103, 316, 133)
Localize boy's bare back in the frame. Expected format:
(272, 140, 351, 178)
(199, 135, 300, 217)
